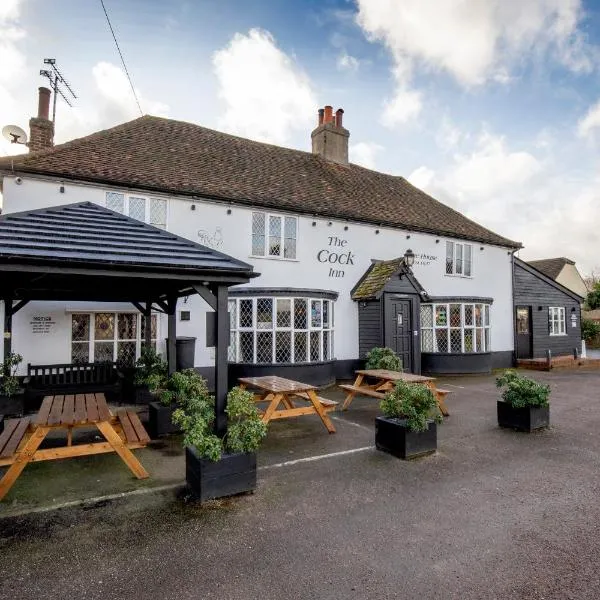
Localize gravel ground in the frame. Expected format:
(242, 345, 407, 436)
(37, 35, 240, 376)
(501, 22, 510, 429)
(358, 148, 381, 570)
(2, 370, 600, 599)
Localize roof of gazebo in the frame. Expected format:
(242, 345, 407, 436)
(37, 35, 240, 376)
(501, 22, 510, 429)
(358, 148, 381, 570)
(0, 201, 257, 302)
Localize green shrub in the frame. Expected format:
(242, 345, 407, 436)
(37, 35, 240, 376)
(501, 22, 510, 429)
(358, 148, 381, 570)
(0, 352, 22, 398)
(159, 368, 208, 407)
(133, 346, 168, 391)
(171, 382, 267, 462)
(380, 380, 441, 432)
(582, 319, 600, 343)
(496, 370, 550, 408)
(365, 347, 403, 371)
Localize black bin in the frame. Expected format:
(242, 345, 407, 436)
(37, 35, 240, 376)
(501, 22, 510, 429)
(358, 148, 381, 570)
(165, 336, 197, 370)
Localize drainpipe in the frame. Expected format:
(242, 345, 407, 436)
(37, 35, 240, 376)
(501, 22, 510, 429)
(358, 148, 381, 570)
(511, 249, 518, 367)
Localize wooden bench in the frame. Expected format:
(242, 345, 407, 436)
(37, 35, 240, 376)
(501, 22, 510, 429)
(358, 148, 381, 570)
(117, 409, 151, 446)
(24, 363, 123, 412)
(0, 417, 31, 464)
(339, 384, 386, 400)
(292, 392, 338, 412)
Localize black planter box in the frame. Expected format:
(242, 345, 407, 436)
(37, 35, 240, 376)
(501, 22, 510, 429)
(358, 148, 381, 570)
(147, 402, 180, 438)
(131, 385, 158, 406)
(0, 392, 24, 418)
(497, 401, 549, 432)
(375, 416, 437, 459)
(186, 446, 257, 502)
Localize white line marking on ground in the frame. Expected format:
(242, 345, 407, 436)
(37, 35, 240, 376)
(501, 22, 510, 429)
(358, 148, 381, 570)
(331, 415, 372, 431)
(445, 384, 465, 389)
(0, 483, 185, 520)
(259, 446, 374, 470)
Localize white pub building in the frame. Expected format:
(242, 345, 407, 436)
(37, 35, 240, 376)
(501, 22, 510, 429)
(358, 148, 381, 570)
(0, 89, 520, 386)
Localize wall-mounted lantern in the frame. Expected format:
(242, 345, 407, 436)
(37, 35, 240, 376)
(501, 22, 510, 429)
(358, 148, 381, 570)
(404, 248, 415, 268)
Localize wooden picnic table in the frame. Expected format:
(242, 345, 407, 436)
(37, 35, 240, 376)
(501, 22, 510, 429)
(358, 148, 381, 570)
(0, 393, 150, 501)
(339, 369, 451, 416)
(238, 376, 337, 434)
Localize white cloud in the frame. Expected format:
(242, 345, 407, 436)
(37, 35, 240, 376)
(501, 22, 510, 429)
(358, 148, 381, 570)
(407, 166, 435, 190)
(577, 100, 600, 139)
(380, 86, 422, 127)
(337, 51, 360, 72)
(355, 0, 592, 129)
(350, 141, 383, 169)
(213, 28, 317, 145)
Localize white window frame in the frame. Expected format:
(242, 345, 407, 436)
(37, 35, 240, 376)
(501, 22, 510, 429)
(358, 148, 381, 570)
(105, 192, 168, 229)
(549, 307, 566, 336)
(251, 212, 298, 260)
(420, 303, 491, 353)
(445, 241, 473, 277)
(70, 311, 159, 364)
(228, 296, 334, 364)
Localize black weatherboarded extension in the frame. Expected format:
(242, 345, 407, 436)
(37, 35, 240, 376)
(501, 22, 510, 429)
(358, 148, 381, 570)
(185, 446, 257, 502)
(375, 416, 437, 459)
(497, 401, 549, 432)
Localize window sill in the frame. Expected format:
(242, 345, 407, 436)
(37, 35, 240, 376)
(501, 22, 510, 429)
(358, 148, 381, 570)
(249, 255, 300, 263)
(549, 333, 568, 337)
(229, 359, 335, 366)
(421, 351, 491, 356)
(444, 274, 473, 279)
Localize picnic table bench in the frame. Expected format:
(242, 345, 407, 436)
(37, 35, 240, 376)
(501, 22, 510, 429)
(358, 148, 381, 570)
(340, 369, 451, 416)
(0, 392, 149, 501)
(238, 376, 337, 433)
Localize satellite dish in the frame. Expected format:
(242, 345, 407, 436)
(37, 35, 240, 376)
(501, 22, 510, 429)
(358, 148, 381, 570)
(2, 125, 28, 145)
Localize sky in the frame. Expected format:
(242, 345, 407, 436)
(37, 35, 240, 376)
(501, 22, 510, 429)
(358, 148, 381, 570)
(2, 0, 600, 275)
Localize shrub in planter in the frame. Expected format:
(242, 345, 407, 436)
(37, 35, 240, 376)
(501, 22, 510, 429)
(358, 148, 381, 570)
(496, 370, 550, 432)
(130, 347, 168, 405)
(365, 347, 403, 372)
(375, 380, 441, 459)
(148, 368, 202, 438)
(0, 353, 24, 417)
(173, 386, 268, 502)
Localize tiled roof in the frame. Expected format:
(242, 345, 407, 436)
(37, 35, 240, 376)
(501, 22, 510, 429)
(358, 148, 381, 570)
(527, 257, 574, 281)
(0, 116, 520, 248)
(352, 258, 405, 300)
(0, 201, 256, 277)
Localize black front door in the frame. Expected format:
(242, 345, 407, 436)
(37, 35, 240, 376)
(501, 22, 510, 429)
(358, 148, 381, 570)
(385, 295, 413, 372)
(515, 306, 533, 359)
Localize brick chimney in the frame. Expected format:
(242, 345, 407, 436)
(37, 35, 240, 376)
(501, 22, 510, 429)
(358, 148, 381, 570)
(28, 87, 54, 152)
(311, 105, 349, 164)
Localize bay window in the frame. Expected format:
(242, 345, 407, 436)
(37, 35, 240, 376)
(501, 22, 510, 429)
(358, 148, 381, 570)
(421, 303, 490, 353)
(229, 296, 334, 364)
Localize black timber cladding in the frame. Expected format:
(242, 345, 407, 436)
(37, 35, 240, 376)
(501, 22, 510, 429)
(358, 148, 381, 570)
(0, 201, 256, 275)
(513, 258, 582, 358)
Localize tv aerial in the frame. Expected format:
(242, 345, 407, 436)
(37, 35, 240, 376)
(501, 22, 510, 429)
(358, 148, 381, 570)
(2, 125, 28, 146)
(39, 58, 77, 123)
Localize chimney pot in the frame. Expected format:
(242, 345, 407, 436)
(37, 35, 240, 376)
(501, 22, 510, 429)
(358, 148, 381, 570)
(324, 105, 333, 124)
(37, 87, 51, 120)
(311, 105, 349, 164)
(335, 108, 344, 128)
(318, 108, 324, 126)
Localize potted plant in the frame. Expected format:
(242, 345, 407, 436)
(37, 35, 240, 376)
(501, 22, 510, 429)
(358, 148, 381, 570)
(173, 385, 268, 502)
(130, 347, 168, 405)
(365, 347, 403, 372)
(496, 370, 550, 432)
(375, 380, 441, 459)
(0, 352, 24, 421)
(148, 368, 199, 438)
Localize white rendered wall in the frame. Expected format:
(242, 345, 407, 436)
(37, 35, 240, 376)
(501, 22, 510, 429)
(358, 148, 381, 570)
(2, 175, 515, 373)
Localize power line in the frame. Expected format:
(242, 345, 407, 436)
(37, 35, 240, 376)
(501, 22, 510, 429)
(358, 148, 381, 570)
(99, 0, 143, 116)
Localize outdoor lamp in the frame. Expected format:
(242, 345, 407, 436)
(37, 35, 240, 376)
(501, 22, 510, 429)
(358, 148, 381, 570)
(404, 248, 415, 268)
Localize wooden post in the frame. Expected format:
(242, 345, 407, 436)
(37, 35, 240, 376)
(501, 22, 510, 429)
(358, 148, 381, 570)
(144, 301, 152, 350)
(167, 296, 177, 375)
(214, 285, 229, 438)
(2, 298, 12, 362)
